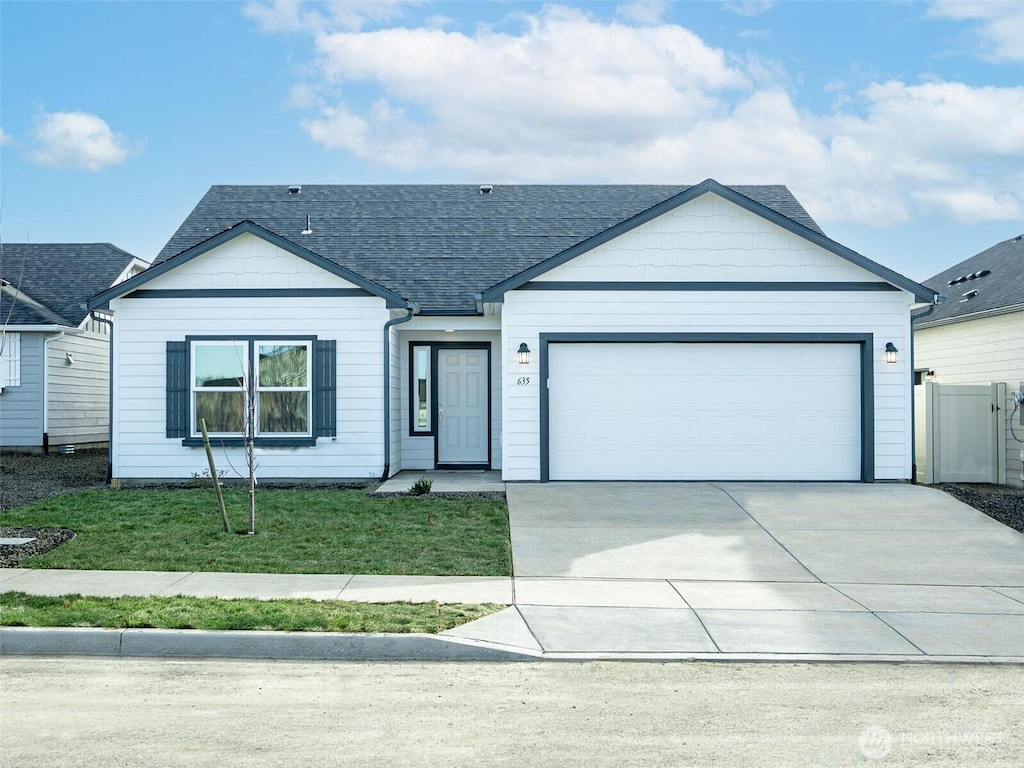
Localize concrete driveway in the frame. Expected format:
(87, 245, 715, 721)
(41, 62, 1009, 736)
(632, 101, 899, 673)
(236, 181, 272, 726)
(447, 482, 1024, 659)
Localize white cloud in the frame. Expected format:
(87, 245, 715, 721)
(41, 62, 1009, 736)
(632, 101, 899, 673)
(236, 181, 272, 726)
(928, 1, 1024, 62)
(28, 111, 135, 171)
(244, 0, 408, 33)
(616, 1, 669, 25)
(723, 1, 775, 17)
(0, 128, 12, 145)
(309, 5, 749, 151)
(258, 3, 1024, 228)
(913, 188, 1021, 221)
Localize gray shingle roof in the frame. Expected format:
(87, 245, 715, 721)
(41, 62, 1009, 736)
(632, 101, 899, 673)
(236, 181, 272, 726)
(156, 184, 826, 312)
(915, 235, 1024, 327)
(1, 243, 141, 326)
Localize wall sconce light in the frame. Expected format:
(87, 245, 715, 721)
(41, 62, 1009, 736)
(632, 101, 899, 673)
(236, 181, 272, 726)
(517, 343, 531, 365)
(65, 352, 75, 366)
(884, 342, 898, 364)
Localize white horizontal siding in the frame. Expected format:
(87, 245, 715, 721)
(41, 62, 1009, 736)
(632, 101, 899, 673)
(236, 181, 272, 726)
(534, 193, 885, 284)
(110, 294, 389, 480)
(915, 313, 1024, 384)
(502, 289, 914, 482)
(141, 233, 359, 291)
(47, 331, 110, 445)
(915, 312, 1024, 487)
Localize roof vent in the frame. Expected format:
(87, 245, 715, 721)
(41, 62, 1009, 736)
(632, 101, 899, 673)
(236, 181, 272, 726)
(959, 289, 978, 302)
(479, 184, 493, 194)
(288, 185, 302, 195)
(1015, 234, 1023, 242)
(948, 269, 991, 286)
(301, 214, 313, 235)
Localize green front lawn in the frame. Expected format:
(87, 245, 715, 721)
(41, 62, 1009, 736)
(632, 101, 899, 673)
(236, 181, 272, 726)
(0, 592, 502, 633)
(1, 488, 511, 576)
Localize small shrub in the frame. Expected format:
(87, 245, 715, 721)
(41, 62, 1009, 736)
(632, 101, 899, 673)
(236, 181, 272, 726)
(189, 469, 225, 488)
(409, 476, 434, 496)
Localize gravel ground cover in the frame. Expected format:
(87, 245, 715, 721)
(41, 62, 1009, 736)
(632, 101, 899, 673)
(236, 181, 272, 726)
(1, 450, 108, 567)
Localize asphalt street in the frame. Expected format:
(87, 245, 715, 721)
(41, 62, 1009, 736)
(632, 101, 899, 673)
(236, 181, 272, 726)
(1, 658, 1020, 767)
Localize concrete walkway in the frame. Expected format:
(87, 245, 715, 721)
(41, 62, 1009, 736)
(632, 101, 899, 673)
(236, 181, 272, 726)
(374, 470, 505, 494)
(3, 482, 1024, 662)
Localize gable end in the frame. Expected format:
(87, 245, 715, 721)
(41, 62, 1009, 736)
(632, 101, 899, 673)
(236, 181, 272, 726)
(88, 221, 411, 310)
(481, 180, 936, 303)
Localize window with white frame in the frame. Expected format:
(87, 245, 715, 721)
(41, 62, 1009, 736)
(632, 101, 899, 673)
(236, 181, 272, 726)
(192, 341, 247, 435)
(189, 339, 312, 438)
(256, 342, 311, 435)
(411, 344, 431, 433)
(0, 332, 21, 388)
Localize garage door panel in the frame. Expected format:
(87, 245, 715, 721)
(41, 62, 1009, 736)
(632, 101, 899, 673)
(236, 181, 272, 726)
(548, 343, 861, 481)
(552, 444, 859, 481)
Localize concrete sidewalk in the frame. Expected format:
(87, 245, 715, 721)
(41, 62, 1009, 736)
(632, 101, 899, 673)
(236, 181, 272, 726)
(3, 567, 1024, 662)
(0, 568, 512, 604)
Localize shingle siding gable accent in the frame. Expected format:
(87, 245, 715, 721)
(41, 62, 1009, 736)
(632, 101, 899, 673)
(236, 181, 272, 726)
(481, 181, 935, 302)
(90, 221, 410, 310)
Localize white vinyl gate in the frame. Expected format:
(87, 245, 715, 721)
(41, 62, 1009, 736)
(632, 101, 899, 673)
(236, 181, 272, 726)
(915, 382, 1005, 484)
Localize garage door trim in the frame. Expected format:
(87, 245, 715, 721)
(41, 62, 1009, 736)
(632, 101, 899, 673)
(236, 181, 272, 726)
(539, 332, 874, 483)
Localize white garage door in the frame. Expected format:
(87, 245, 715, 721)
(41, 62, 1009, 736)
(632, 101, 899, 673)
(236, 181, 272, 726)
(548, 343, 862, 481)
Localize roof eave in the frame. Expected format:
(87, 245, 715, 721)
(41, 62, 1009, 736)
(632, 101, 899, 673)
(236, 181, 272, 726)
(914, 302, 1024, 330)
(2, 324, 81, 333)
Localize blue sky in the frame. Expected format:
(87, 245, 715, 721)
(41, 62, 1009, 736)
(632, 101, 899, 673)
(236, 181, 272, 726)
(1, 0, 1021, 281)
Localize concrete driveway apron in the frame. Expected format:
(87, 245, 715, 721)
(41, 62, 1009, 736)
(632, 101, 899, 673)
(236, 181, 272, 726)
(446, 482, 1024, 660)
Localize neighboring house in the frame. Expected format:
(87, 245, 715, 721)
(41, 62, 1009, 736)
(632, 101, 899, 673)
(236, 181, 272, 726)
(88, 180, 936, 483)
(913, 235, 1024, 488)
(0, 244, 148, 452)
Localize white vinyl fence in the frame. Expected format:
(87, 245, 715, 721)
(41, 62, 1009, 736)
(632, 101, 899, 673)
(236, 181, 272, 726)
(915, 382, 1007, 485)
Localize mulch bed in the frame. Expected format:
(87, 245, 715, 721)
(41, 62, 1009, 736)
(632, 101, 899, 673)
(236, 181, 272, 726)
(0, 527, 77, 568)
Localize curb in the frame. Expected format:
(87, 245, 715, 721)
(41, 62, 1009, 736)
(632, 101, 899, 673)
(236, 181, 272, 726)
(3, 628, 1022, 664)
(0, 627, 540, 662)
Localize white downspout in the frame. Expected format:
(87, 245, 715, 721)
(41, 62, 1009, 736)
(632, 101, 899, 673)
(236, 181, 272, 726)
(41, 331, 67, 451)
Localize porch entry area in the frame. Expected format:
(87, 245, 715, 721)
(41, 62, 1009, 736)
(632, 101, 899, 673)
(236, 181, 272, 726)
(408, 341, 492, 470)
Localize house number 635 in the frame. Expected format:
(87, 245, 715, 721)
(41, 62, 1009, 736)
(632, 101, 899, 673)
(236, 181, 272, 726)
(516, 376, 531, 386)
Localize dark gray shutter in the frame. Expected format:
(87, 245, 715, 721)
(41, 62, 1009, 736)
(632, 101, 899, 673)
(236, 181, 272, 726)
(313, 339, 336, 437)
(166, 341, 188, 438)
